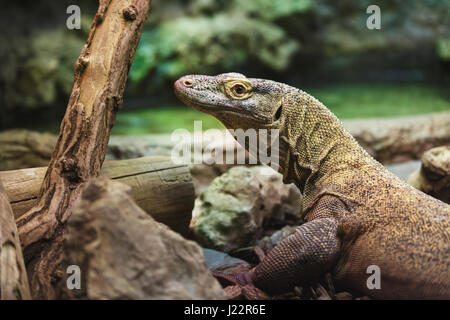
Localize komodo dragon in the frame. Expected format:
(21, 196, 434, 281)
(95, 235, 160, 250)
(174, 73, 450, 299)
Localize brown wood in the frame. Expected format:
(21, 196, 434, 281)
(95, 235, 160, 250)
(1, 156, 194, 235)
(0, 129, 57, 171)
(0, 180, 31, 300)
(15, 0, 151, 299)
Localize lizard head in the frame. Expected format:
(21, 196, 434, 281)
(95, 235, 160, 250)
(174, 73, 285, 131)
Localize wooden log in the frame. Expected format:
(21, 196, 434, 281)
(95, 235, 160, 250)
(343, 111, 450, 164)
(0, 156, 194, 236)
(0, 129, 57, 171)
(15, 0, 151, 299)
(0, 180, 31, 300)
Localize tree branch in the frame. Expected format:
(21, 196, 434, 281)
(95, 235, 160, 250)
(16, 0, 151, 299)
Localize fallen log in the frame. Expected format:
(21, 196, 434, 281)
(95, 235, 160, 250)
(343, 111, 450, 164)
(0, 156, 194, 236)
(0, 180, 31, 300)
(0, 129, 57, 171)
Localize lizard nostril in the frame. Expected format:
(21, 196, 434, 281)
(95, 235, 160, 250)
(183, 79, 193, 87)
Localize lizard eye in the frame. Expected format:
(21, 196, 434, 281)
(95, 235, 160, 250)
(231, 83, 247, 96)
(225, 79, 252, 99)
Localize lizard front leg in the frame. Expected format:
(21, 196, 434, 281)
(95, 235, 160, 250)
(215, 217, 341, 299)
(214, 195, 347, 299)
(251, 217, 340, 294)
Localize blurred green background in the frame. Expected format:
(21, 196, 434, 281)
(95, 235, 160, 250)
(0, 0, 449, 134)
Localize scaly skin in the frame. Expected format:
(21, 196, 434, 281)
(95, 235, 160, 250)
(174, 73, 450, 299)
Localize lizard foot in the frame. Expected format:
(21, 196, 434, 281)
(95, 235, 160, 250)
(213, 271, 270, 300)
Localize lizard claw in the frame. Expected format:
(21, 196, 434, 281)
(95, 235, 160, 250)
(253, 245, 267, 263)
(223, 284, 270, 300)
(212, 271, 270, 300)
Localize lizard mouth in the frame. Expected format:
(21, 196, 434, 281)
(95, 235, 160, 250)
(173, 85, 219, 114)
(183, 96, 267, 122)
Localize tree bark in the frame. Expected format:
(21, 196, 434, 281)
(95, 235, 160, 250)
(15, 0, 151, 299)
(0, 180, 31, 300)
(1, 156, 194, 236)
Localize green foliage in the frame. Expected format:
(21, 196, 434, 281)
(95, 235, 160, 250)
(309, 83, 450, 119)
(437, 38, 450, 61)
(130, 0, 305, 83)
(2, 0, 449, 121)
(1, 15, 91, 111)
(229, 0, 312, 20)
(112, 105, 224, 135)
(17, 29, 84, 108)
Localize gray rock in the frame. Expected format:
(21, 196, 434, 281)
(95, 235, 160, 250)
(249, 166, 302, 220)
(189, 163, 234, 196)
(269, 225, 298, 247)
(385, 160, 421, 181)
(191, 166, 263, 253)
(407, 146, 450, 203)
(255, 225, 298, 250)
(202, 248, 250, 270)
(65, 178, 225, 300)
(343, 112, 450, 164)
(191, 166, 301, 253)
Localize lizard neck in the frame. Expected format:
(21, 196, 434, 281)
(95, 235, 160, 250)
(279, 89, 371, 200)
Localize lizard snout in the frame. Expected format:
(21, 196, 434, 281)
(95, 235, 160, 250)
(174, 76, 194, 91)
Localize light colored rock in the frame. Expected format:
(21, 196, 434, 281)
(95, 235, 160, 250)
(191, 166, 301, 253)
(255, 225, 298, 250)
(269, 225, 298, 247)
(191, 166, 263, 253)
(250, 166, 302, 222)
(189, 163, 234, 195)
(385, 160, 421, 181)
(407, 146, 450, 203)
(65, 178, 225, 300)
(202, 248, 250, 271)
